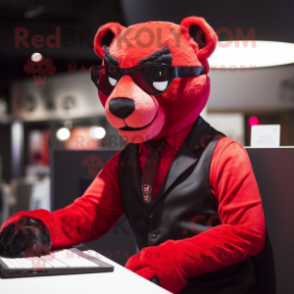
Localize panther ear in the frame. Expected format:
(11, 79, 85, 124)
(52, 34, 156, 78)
(180, 16, 218, 60)
(94, 22, 126, 59)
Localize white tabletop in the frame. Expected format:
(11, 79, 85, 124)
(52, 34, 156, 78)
(0, 250, 172, 294)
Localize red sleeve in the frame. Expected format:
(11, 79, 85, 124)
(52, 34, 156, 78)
(0, 152, 124, 249)
(175, 137, 266, 278)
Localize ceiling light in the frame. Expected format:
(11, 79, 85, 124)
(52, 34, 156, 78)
(31, 53, 43, 62)
(56, 128, 70, 141)
(209, 41, 294, 69)
(89, 126, 106, 139)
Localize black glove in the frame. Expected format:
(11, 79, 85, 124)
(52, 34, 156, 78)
(151, 276, 161, 286)
(0, 217, 51, 258)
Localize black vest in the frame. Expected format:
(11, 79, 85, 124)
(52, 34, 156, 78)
(119, 117, 256, 294)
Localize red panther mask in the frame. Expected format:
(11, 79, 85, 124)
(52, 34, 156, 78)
(92, 16, 217, 143)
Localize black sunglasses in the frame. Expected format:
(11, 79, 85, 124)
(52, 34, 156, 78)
(90, 63, 205, 96)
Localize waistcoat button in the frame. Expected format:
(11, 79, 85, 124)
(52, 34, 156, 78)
(149, 212, 155, 219)
(151, 230, 158, 238)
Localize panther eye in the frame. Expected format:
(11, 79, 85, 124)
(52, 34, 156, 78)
(153, 81, 168, 91)
(108, 76, 117, 86)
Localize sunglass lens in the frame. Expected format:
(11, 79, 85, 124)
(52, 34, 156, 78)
(133, 65, 171, 94)
(91, 66, 121, 95)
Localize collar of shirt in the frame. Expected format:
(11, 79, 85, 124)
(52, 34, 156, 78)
(138, 121, 195, 154)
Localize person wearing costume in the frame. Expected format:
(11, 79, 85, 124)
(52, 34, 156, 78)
(0, 16, 265, 294)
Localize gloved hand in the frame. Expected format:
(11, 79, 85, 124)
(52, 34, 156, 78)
(151, 275, 161, 286)
(125, 240, 188, 294)
(0, 217, 51, 258)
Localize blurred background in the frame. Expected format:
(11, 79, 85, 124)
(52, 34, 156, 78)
(0, 0, 294, 233)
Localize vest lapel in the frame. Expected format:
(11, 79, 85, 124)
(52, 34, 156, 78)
(120, 143, 143, 202)
(149, 116, 213, 209)
(120, 116, 214, 207)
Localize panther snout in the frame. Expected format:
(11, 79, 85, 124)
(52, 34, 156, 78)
(104, 75, 164, 140)
(109, 97, 135, 119)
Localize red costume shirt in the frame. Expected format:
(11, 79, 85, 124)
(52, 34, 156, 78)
(138, 121, 195, 199)
(1, 124, 266, 280)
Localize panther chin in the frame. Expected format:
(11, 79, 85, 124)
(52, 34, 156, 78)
(117, 108, 165, 143)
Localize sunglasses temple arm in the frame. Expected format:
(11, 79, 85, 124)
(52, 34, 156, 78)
(174, 66, 206, 78)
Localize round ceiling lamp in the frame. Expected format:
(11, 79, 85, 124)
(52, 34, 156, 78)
(121, 0, 294, 68)
(209, 41, 294, 69)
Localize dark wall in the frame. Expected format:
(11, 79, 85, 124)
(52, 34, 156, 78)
(122, 0, 294, 43)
